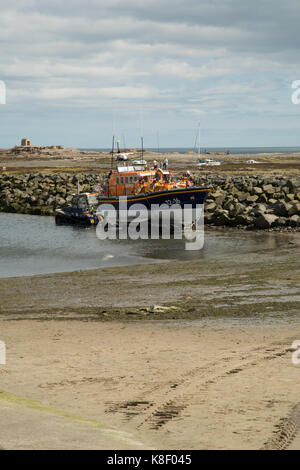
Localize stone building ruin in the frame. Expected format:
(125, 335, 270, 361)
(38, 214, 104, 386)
(21, 138, 32, 147)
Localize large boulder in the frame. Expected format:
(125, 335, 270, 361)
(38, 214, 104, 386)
(246, 194, 258, 204)
(258, 193, 268, 204)
(211, 209, 230, 226)
(251, 203, 267, 217)
(275, 217, 288, 227)
(204, 213, 214, 224)
(287, 202, 300, 216)
(210, 190, 226, 205)
(231, 202, 246, 217)
(214, 213, 232, 226)
(273, 201, 290, 217)
(235, 214, 254, 226)
(252, 186, 263, 195)
(254, 213, 278, 229)
(268, 198, 277, 206)
(289, 215, 300, 227)
(55, 196, 67, 207)
(262, 184, 275, 196)
(285, 193, 296, 202)
(236, 191, 247, 202)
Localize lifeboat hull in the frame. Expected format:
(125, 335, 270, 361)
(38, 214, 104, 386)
(96, 186, 210, 229)
(97, 186, 210, 209)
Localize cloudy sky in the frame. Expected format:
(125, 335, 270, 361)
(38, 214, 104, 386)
(1, 0, 300, 148)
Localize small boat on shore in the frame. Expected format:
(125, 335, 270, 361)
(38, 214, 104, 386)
(55, 192, 100, 226)
(197, 158, 221, 166)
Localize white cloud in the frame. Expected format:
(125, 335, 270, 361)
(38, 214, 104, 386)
(0, 0, 299, 146)
(37, 85, 156, 100)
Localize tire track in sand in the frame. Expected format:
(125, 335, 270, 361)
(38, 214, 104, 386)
(105, 342, 293, 432)
(262, 403, 300, 450)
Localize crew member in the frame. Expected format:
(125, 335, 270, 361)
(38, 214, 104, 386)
(181, 171, 193, 186)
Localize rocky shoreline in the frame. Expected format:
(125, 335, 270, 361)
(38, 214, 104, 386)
(0, 173, 99, 216)
(0, 172, 299, 229)
(197, 174, 300, 229)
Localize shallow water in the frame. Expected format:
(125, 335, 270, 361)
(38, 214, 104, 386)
(0, 212, 289, 278)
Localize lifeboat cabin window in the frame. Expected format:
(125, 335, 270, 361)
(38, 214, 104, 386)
(72, 195, 79, 207)
(121, 177, 124, 184)
(87, 194, 98, 206)
(116, 177, 120, 184)
(77, 195, 88, 210)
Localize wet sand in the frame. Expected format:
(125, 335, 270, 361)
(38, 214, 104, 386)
(0, 230, 300, 449)
(0, 229, 299, 320)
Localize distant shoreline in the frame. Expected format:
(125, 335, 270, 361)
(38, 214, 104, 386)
(80, 146, 300, 155)
(2, 146, 300, 155)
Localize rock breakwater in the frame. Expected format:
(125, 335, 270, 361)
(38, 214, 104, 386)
(196, 175, 300, 229)
(0, 173, 299, 229)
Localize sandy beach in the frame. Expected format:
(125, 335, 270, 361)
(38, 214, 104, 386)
(1, 319, 300, 450)
(0, 228, 300, 449)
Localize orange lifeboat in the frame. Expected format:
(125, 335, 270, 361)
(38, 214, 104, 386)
(103, 167, 179, 197)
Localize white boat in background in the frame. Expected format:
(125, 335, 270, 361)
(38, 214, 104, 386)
(197, 158, 222, 166)
(116, 152, 135, 161)
(194, 122, 221, 167)
(114, 139, 134, 161)
(132, 159, 147, 166)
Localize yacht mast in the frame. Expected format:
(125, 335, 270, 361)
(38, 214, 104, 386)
(198, 122, 200, 158)
(111, 135, 115, 169)
(140, 109, 144, 160)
